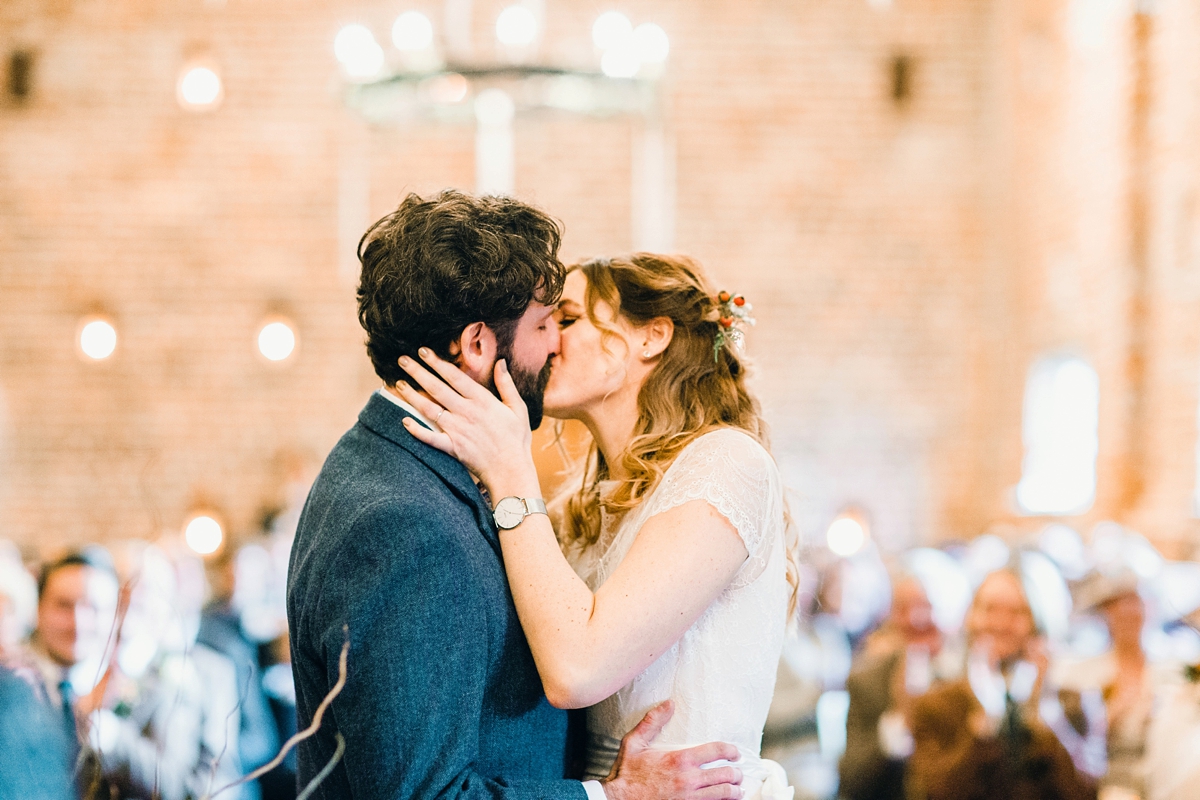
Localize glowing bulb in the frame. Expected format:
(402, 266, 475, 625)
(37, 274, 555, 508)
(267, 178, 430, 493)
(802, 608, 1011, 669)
(827, 516, 866, 557)
(79, 319, 117, 360)
(257, 321, 297, 362)
(600, 45, 640, 78)
(335, 24, 385, 78)
(185, 516, 223, 556)
(392, 11, 434, 51)
(178, 67, 222, 108)
(633, 23, 669, 64)
(592, 11, 633, 51)
(496, 5, 538, 47)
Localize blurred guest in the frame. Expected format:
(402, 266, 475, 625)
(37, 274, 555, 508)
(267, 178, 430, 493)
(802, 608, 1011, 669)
(906, 568, 1099, 800)
(1143, 612, 1200, 800)
(259, 632, 299, 800)
(0, 544, 73, 800)
(839, 575, 950, 800)
(1058, 571, 1169, 799)
(26, 549, 121, 787)
(198, 547, 283, 800)
(0, 663, 76, 800)
(87, 543, 247, 800)
(0, 541, 38, 660)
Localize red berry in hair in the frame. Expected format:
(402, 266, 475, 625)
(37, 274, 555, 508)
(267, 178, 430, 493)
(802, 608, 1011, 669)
(719, 317, 734, 328)
(718, 291, 731, 303)
(733, 296, 745, 306)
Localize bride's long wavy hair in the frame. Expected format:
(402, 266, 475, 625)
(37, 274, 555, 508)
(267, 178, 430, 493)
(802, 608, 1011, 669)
(554, 253, 800, 611)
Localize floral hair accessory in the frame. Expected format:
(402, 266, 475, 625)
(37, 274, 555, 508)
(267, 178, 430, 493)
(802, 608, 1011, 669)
(712, 290, 755, 362)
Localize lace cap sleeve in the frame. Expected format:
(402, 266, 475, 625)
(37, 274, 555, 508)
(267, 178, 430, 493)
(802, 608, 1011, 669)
(645, 428, 780, 564)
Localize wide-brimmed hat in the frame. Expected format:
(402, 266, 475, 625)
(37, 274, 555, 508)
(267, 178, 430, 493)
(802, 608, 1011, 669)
(1074, 569, 1140, 614)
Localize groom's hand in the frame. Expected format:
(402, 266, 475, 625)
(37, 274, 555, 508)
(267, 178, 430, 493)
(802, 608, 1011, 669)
(602, 701, 743, 800)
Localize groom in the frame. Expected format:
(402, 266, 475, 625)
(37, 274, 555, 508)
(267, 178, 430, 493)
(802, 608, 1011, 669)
(287, 191, 743, 800)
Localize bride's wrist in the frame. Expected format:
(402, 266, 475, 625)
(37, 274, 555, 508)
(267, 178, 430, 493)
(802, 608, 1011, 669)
(484, 464, 542, 503)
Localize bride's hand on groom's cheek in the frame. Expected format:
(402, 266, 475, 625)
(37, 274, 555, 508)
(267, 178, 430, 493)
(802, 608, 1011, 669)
(396, 351, 539, 496)
(604, 701, 744, 800)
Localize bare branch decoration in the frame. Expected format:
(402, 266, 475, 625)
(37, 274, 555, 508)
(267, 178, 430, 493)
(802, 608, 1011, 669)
(205, 626, 350, 800)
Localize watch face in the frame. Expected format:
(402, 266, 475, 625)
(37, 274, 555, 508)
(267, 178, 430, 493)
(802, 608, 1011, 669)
(493, 496, 526, 530)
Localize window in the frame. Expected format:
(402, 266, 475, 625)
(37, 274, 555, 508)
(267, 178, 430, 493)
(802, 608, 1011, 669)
(1016, 355, 1099, 515)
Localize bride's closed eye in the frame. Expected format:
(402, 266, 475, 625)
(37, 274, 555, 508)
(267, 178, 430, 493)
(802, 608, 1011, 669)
(555, 313, 578, 330)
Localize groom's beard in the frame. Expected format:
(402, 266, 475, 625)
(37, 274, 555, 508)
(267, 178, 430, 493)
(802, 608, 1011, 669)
(492, 350, 552, 430)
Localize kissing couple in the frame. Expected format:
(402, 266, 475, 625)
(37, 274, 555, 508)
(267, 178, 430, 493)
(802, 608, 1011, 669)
(287, 190, 798, 800)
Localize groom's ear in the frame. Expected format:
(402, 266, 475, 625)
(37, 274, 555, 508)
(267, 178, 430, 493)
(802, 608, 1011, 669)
(454, 322, 498, 386)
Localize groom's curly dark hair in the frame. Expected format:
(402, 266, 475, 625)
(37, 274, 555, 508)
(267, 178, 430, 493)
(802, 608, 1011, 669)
(357, 190, 566, 388)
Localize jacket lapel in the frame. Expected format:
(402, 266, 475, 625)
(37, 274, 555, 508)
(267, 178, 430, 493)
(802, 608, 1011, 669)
(357, 392, 500, 551)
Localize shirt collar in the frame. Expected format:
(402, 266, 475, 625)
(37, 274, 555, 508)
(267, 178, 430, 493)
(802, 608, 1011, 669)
(376, 387, 442, 432)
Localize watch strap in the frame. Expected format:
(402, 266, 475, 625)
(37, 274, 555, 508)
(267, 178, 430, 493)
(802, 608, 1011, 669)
(523, 497, 548, 516)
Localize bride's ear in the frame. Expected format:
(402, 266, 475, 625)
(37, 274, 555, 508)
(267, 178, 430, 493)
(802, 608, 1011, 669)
(639, 317, 674, 360)
(454, 322, 498, 383)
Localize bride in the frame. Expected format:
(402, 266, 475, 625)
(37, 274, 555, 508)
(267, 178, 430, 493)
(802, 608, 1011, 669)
(396, 253, 797, 800)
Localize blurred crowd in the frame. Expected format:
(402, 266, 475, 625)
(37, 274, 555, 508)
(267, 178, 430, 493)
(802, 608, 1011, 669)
(4, 519, 1200, 800)
(763, 523, 1200, 800)
(0, 527, 297, 800)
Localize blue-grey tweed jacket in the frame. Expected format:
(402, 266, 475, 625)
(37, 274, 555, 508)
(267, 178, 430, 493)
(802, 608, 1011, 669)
(287, 392, 586, 800)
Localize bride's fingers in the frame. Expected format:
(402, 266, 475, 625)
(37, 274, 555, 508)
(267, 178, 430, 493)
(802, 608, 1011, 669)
(393, 381, 449, 422)
(401, 417, 456, 456)
(416, 347, 493, 402)
(493, 361, 529, 421)
(397, 355, 466, 412)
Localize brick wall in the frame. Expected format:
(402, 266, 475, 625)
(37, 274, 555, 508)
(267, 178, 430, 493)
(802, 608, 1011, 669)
(1, 0, 1198, 557)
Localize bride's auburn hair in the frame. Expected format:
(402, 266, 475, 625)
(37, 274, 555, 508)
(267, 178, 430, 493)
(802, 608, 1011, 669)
(556, 253, 800, 611)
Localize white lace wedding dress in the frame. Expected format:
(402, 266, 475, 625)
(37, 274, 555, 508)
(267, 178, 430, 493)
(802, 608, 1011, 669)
(569, 428, 793, 800)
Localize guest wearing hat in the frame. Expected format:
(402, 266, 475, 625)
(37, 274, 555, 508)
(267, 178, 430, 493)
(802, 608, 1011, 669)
(1057, 570, 1172, 799)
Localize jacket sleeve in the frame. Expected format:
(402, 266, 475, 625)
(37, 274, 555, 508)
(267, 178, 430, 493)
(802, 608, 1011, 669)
(838, 656, 896, 800)
(310, 501, 587, 800)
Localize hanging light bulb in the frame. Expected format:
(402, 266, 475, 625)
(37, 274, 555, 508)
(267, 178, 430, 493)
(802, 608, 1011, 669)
(184, 514, 224, 556)
(257, 319, 297, 362)
(592, 11, 633, 51)
(632, 23, 669, 64)
(78, 318, 117, 360)
(334, 24, 385, 79)
(177, 66, 223, 109)
(392, 11, 434, 51)
(826, 514, 867, 557)
(496, 5, 539, 47)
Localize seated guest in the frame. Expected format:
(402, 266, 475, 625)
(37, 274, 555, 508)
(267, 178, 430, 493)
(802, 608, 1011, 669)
(87, 543, 247, 800)
(1057, 570, 1171, 799)
(198, 547, 281, 800)
(0, 663, 76, 800)
(25, 548, 121, 794)
(0, 541, 38, 662)
(840, 575, 949, 800)
(906, 568, 1099, 800)
(1143, 607, 1200, 800)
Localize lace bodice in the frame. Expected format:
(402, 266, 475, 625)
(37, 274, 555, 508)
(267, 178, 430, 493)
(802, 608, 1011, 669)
(569, 428, 790, 756)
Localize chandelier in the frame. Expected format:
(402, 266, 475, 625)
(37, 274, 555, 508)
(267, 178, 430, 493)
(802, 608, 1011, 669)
(331, 4, 671, 195)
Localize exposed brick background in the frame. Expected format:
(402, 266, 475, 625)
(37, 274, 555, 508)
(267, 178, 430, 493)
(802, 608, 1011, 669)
(1, 0, 1198, 557)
